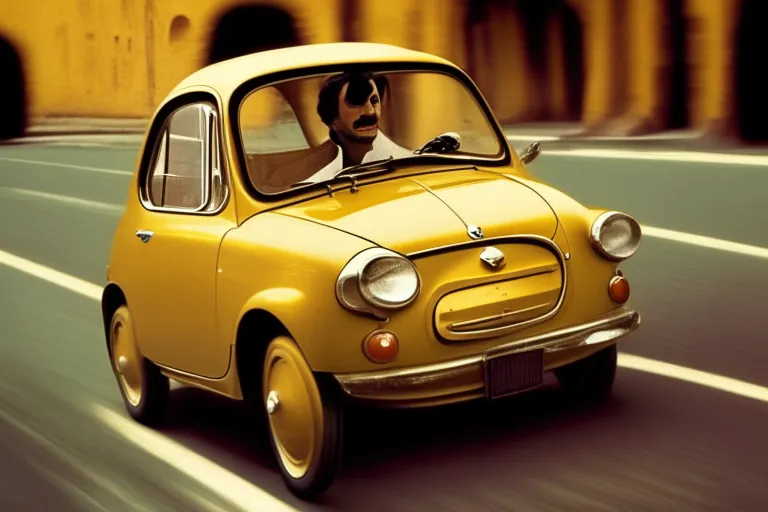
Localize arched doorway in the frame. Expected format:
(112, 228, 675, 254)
(514, 0, 584, 121)
(734, 0, 768, 143)
(559, 2, 584, 121)
(0, 37, 26, 140)
(464, 0, 584, 123)
(664, 0, 688, 130)
(207, 5, 299, 64)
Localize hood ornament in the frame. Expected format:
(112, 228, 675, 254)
(467, 224, 484, 240)
(480, 246, 506, 270)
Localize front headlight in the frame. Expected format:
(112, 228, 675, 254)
(589, 211, 642, 260)
(336, 248, 421, 316)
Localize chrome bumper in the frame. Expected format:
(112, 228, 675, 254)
(333, 308, 640, 407)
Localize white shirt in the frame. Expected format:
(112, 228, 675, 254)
(298, 131, 413, 185)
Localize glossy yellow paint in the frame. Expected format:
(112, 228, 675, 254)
(274, 167, 557, 255)
(433, 248, 563, 341)
(104, 42, 640, 411)
(122, 213, 237, 378)
(107, 97, 239, 378)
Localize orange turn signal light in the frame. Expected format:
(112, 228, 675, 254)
(363, 331, 399, 364)
(608, 275, 630, 304)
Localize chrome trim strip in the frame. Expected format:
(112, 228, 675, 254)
(412, 235, 568, 341)
(406, 233, 560, 259)
(335, 247, 422, 320)
(447, 302, 553, 331)
(333, 308, 640, 400)
(139, 101, 231, 216)
(483, 308, 639, 360)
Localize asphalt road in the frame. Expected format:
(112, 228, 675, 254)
(0, 139, 767, 511)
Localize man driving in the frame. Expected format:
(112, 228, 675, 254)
(300, 71, 411, 184)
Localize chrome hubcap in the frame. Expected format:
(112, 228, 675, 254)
(266, 390, 280, 415)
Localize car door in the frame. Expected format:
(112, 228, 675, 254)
(125, 100, 236, 379)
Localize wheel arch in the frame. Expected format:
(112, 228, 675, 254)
(101, 282, 128, 355)
(234, 308, 294, 400)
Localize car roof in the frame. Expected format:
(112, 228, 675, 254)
(167, 42, 458, 101)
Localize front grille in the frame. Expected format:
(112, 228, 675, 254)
(427, 242, 565, 342)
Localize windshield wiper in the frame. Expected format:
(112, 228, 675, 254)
(335, 156, 396, 178)
(291, 156, 396, 189)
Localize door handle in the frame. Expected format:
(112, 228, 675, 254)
(136, 230, 154, 243)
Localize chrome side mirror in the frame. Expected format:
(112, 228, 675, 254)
(519, 141, 541, 165)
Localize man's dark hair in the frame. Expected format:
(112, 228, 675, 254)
(316, 71, 389, 127)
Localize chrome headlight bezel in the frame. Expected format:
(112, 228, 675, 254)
(589, 211, 642, 261)
(336, 248, 422, 317)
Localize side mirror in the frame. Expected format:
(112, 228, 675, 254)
(518, 141, 541, 165)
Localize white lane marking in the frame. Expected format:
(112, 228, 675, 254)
(0, 248, 102, 300)
(2, 247, 768, 407)
(541, 148, 768, 166)
(619, 354, 768, 404)
(507, 135, 561, 142)
(7, 187, 124, 214)
(94, 405, 299, 512)
(0, 157, 131, 176)
(0, 248, 297, 509)
(0, 248, 766, 505)
(641, 225, 768, 259)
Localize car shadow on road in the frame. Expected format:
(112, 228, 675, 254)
(155, 373, 630, 509)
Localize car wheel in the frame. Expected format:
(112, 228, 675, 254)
(262, 335, 343, 500)
(553, 343, 618, 402)
(108, 305, 170, 426)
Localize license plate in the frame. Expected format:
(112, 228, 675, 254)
(485, 350, 544, 399)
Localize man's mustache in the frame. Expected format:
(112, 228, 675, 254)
(353, 114, 378, 129)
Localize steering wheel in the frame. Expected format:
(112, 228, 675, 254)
(414, 132, 461, 155)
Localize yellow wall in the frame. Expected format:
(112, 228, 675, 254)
(0, 0, 341, 119)
(685, 0, 741, 134)
(0, 0, 749, 138)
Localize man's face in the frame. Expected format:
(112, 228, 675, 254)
(331, 79, 381, 144)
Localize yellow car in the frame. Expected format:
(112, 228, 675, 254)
(102, 42, 642, 499)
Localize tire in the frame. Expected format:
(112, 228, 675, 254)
(108, 305, 170, 426)
(262, 335, 344, 500)
(553, 343, 618, 402)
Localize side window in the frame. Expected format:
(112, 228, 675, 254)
(145, 102, 226, 212)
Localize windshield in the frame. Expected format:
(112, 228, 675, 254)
(236, 67, 507, 195)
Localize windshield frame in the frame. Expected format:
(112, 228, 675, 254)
(229, 61, 513, 202)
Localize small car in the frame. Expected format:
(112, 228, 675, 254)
(102, 42, 642, 499)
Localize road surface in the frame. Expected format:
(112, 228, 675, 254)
(0, 139, 766, 511)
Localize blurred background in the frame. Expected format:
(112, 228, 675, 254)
(1, 0, 767, 145)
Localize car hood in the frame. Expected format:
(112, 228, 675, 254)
(275, 168, 559, 255)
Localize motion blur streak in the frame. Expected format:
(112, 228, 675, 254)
(0, 247, 299, 510)
(544, 149, 768, 167)
(2, 246, 768, 409)
(8, 188, 124, 214)
(619, 354, 768, 404)
(0, 157, 131, 176)
(641, 225, 768, 259)
(0, 248, 101, 300)
(94, 405, 300, 512)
